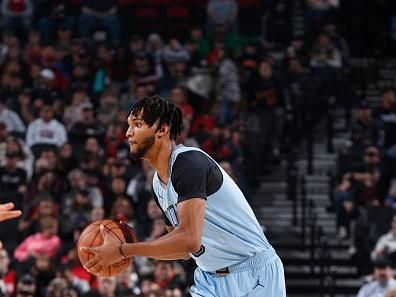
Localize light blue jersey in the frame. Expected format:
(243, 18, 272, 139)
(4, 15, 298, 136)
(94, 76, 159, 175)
(152, 145, 286, 296)
(152, 145, 272, 271)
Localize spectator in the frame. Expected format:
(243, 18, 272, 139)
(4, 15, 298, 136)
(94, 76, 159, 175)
(14, 216, 61, 262)
(216, 48, 240, 124)
(206, 0, 238, 36)
(0, 150, 27, 195)
(372, 215, 396, 263)
(0, 248, 16, 296)
(169, 87, 194, 123)
(25, 105, 68, 157)
(357, 258, 396, 297)
(0, 98, 25, 136)
(1, 0, 33, 40)
(79, 0, 120, 44)
(350, 100, 379, 147)
(14, 274, 36, 297)
(69, 102, 105, 151)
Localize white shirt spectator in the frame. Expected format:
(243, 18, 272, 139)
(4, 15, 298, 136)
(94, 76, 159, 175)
(25, 118, 67, 147)
(357, 279, 396, 297)
(372, 232, 396, 260)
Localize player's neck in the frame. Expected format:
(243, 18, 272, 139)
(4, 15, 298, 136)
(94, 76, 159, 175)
(149, 140, 175, 184)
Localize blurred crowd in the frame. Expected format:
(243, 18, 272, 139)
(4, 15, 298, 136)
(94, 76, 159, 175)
(0, 0, 394, 297)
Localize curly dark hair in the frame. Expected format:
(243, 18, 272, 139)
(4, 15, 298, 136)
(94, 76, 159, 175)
(129, 95, 183, 140)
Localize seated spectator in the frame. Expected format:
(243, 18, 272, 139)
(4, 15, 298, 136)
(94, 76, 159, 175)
(63, 90, 90, 130)
(4, 135, 33, 181)
(96, 89, 119, 127)
(206, 0, 238, 36)
(169, 87, 194, 123)
(0, 247, 16, 296)
(153, 261, 184, 291)
(25, 105, 68, 158)
(78, 0, 120, 44)
(372, 215, 396, 263)
(69, 102, 105, 152)
(15, 274, 37, 297)
(0, 98, 25, 136)
(350, 100, 379, 147)
(30, 253, 56, 297)
(110, 196, 135, 226)
(378, 89, 396, 149)
(0, 149, 27, 195)
(356, 258, 396, 297)
(162, 38, 190, 65)
(18, 194, 58, 237)
(1, 0, 33, 40)
(14, 215, 61, 262)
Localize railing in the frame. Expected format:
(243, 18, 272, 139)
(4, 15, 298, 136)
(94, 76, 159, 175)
(297, 177, 334, 296)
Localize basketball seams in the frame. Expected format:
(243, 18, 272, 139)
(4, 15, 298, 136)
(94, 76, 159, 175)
(82, 220, 114, 261)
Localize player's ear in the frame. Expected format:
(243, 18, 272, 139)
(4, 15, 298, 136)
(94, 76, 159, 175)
(157, 124, 169, 138)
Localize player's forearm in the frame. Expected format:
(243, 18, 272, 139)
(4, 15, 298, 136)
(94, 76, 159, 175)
(122, 228, 199, 260)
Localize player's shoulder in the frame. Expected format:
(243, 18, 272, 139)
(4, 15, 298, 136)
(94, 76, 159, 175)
(174, 148, 210, 166)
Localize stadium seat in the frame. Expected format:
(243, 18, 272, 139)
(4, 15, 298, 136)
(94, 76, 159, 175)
(166, 6, 190, 19)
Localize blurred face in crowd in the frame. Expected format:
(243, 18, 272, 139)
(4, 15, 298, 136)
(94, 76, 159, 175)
(154, 262, 174, 281)
(81, 107, 94, 122)
(38, 199, 57, 217)
(259, 61, 273, 79)
(0, 123, 8, 140)
(40, 105, 54, 122)
(111, 177, 126, 195)
(289, 58, 302, 73)
(5, 151, 19, 168)
(85, 137, 100, 154)
(98, 277, 117, 296)
(90, 207, 105, 222)
(72, 90, 86, 106)
(112, 197, 133, 220)
(40, 217, 59, 238)
(374, 265, 393, 284)
(170, 88, 185, 105)
(68, 170, 86, 188)
(59, 143, 73, 159)
(363, 146, 380, 166)
(135, 86, 148, 100)
(318, 34, 330, 48)
(35, 254, 51, 272)
(356, 106, 371, 121)
(0, 248, 10, 275)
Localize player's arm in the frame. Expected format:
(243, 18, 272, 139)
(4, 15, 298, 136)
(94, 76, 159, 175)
(122, 198, 205, 260)
(81, 198, 205, 274)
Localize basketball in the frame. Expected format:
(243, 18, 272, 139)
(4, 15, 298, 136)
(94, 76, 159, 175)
(77, 219, 137, 277)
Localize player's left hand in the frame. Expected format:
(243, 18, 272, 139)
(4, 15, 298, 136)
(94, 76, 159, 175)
(79, 224, 123, 276)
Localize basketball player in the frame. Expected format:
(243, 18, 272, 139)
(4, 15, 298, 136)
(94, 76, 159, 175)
(81, 95, 286, 296)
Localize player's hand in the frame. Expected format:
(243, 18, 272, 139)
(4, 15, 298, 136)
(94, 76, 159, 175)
(0, 202, 22, 222)
(79, 224, 123, 276)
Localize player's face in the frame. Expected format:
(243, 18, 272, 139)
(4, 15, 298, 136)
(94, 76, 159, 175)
(126, 113, 156, 161)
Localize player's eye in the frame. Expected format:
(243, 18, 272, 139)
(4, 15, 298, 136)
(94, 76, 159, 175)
(135, 123, 142, 128)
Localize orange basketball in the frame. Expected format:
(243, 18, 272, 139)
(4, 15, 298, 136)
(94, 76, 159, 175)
(77, 219, 137, 277)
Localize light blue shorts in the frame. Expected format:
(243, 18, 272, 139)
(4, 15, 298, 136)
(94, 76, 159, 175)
(190, 248, 286, 297)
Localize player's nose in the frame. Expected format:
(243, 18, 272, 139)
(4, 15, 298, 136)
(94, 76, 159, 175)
(126, 126, 133, 138)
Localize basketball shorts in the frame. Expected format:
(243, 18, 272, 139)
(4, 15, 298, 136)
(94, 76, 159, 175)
(190, 248, 286, 297)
